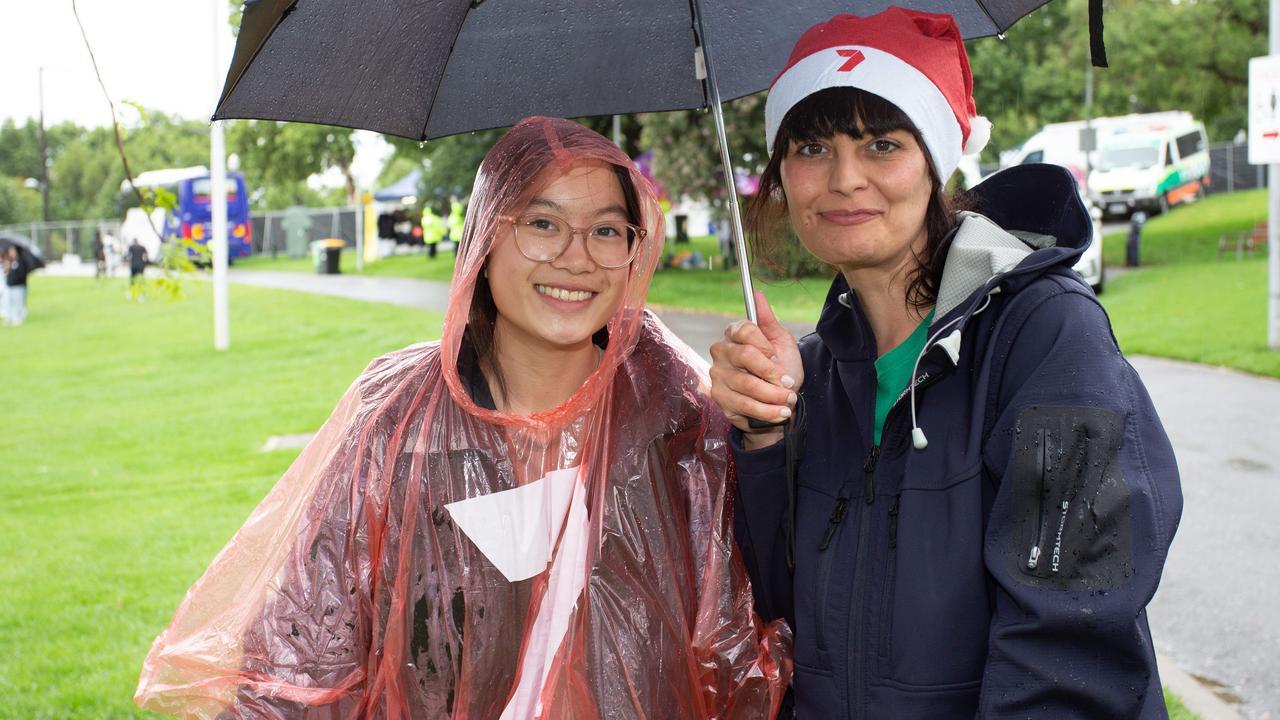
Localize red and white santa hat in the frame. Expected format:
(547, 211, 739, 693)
(764, 7, 991, 182)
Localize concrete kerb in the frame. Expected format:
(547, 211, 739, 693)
(1158, 653, 1245, 720)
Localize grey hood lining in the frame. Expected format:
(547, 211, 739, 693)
(932, 212, 1055, 324)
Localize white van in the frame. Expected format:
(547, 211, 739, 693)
(1088, 118, 1209, 217)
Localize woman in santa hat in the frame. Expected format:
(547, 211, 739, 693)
(709, 8, 1182, 718)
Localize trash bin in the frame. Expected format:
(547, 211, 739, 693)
(311, 238, 346, 274)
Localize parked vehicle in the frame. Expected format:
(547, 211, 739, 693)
(1089, 118, 1209, 218)
(120, 167, 253, 263)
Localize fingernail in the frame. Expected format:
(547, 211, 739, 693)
(779, 407, 792, 419)
(787, 392, 797, 405)
(781, 375, 795, 389)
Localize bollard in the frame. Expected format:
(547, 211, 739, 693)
(1125, 211, 1147, 268)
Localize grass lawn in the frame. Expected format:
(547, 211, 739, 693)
(1100, 258, 1279, 377)
(1165, 688, 1199, 720)
(1102, 189, 1267, 267)
(0, 276, 440, 719)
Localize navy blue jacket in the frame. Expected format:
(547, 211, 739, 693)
(732, 165, 1183, 719)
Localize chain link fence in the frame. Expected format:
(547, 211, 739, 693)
(251, 206, 361, 257)
(1, 205, 362, 261)
(1208, 141, 1267, 195)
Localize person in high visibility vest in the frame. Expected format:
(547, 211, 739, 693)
(447, 199, 465, 253)
(421, 205, 446, 259)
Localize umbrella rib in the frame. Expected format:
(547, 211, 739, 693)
(215, 0, 298, 120)
(972, 0, 1004, 35)
(418, 3, 479, 141)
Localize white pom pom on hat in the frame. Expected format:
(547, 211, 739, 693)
(964, 114, 992, 157)
(764, 7, 992, 182)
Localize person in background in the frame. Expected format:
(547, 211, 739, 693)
(93, 231, 107, 280)
(0, 250, 9, 325)
(709, 8, 1181, 717)
(103, 230, 121, 278)
(448, 198, 466, 252)
(127, 238, 149, 300)
(4, 246, 28, 326)
(421, 203, 445, 259)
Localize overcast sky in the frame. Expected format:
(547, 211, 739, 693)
(0, 0, 390, 187)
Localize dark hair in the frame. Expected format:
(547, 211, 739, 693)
(745, 87, 972, 311)
(468, 163, 642, 405)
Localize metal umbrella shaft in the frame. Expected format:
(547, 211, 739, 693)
(691, 0, 758, 324)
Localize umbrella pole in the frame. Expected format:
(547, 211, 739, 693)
(690, 0, 758, 324)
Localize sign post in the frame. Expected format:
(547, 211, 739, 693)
(1249, 48, 1280, 349)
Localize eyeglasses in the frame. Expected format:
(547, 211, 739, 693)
(508, 213, 647, 269)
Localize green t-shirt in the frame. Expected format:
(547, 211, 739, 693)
(873, 310, 935, 445)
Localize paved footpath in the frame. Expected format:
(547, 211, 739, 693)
(54, 265, 1276, 718)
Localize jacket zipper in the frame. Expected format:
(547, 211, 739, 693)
(814, 495, 850, 663)
(1027, 429, 1048, 571)
(878, 495, 901, 660)
(847, 444, 879, 718)
(849, 359, 949, 720)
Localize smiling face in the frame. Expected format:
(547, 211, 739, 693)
(485, 160, 634, 355)
(780, 127, 933, 279)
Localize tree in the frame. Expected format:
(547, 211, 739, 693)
(639, 94, 766, 207)
(228, 121, 358, 210)
(0, 177, 42, 225)
(966, 0, 1264, 153)
(381, 130, 504, 207)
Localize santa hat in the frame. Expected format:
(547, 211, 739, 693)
(764, 7, 991, 182)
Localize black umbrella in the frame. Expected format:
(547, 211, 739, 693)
(0, 232, 46, 273)
(216, 0, 1064, 320)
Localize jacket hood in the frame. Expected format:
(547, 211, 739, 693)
(933, 163, 1093, 324)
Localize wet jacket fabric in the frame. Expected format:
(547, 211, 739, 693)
(732, 164, 1182, 719)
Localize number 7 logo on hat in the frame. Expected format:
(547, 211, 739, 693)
(836, 49, 865, 72)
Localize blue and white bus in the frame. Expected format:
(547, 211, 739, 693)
(120, 166, 253, 262)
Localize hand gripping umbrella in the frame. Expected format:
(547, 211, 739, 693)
(216, 0, 1063, 322)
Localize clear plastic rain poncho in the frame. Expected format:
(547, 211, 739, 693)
(136, 117, 792, 719)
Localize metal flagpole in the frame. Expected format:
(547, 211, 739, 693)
(211, 0, 230, 350)
(690, 0, 759, 324)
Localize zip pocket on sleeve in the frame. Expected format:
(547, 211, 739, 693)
(1006, 405, 1133, 590)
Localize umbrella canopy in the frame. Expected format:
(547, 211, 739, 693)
(217, 0, 1062, 326)
(215, 0, 1054, 141)
(0, 231, 46, 273)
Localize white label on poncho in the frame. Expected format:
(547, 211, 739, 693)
(501, 473, 590, 719)
(444, 466, 581, 582)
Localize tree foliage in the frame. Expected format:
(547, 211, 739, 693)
(968, 0, 1262, 159)
(228, 121, 357, 210)
(638, 94, 767, 213)
(0, 112, 209, 224)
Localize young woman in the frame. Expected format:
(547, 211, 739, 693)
(709, 9, 1182, 718)
(137, 117, 790, 719)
